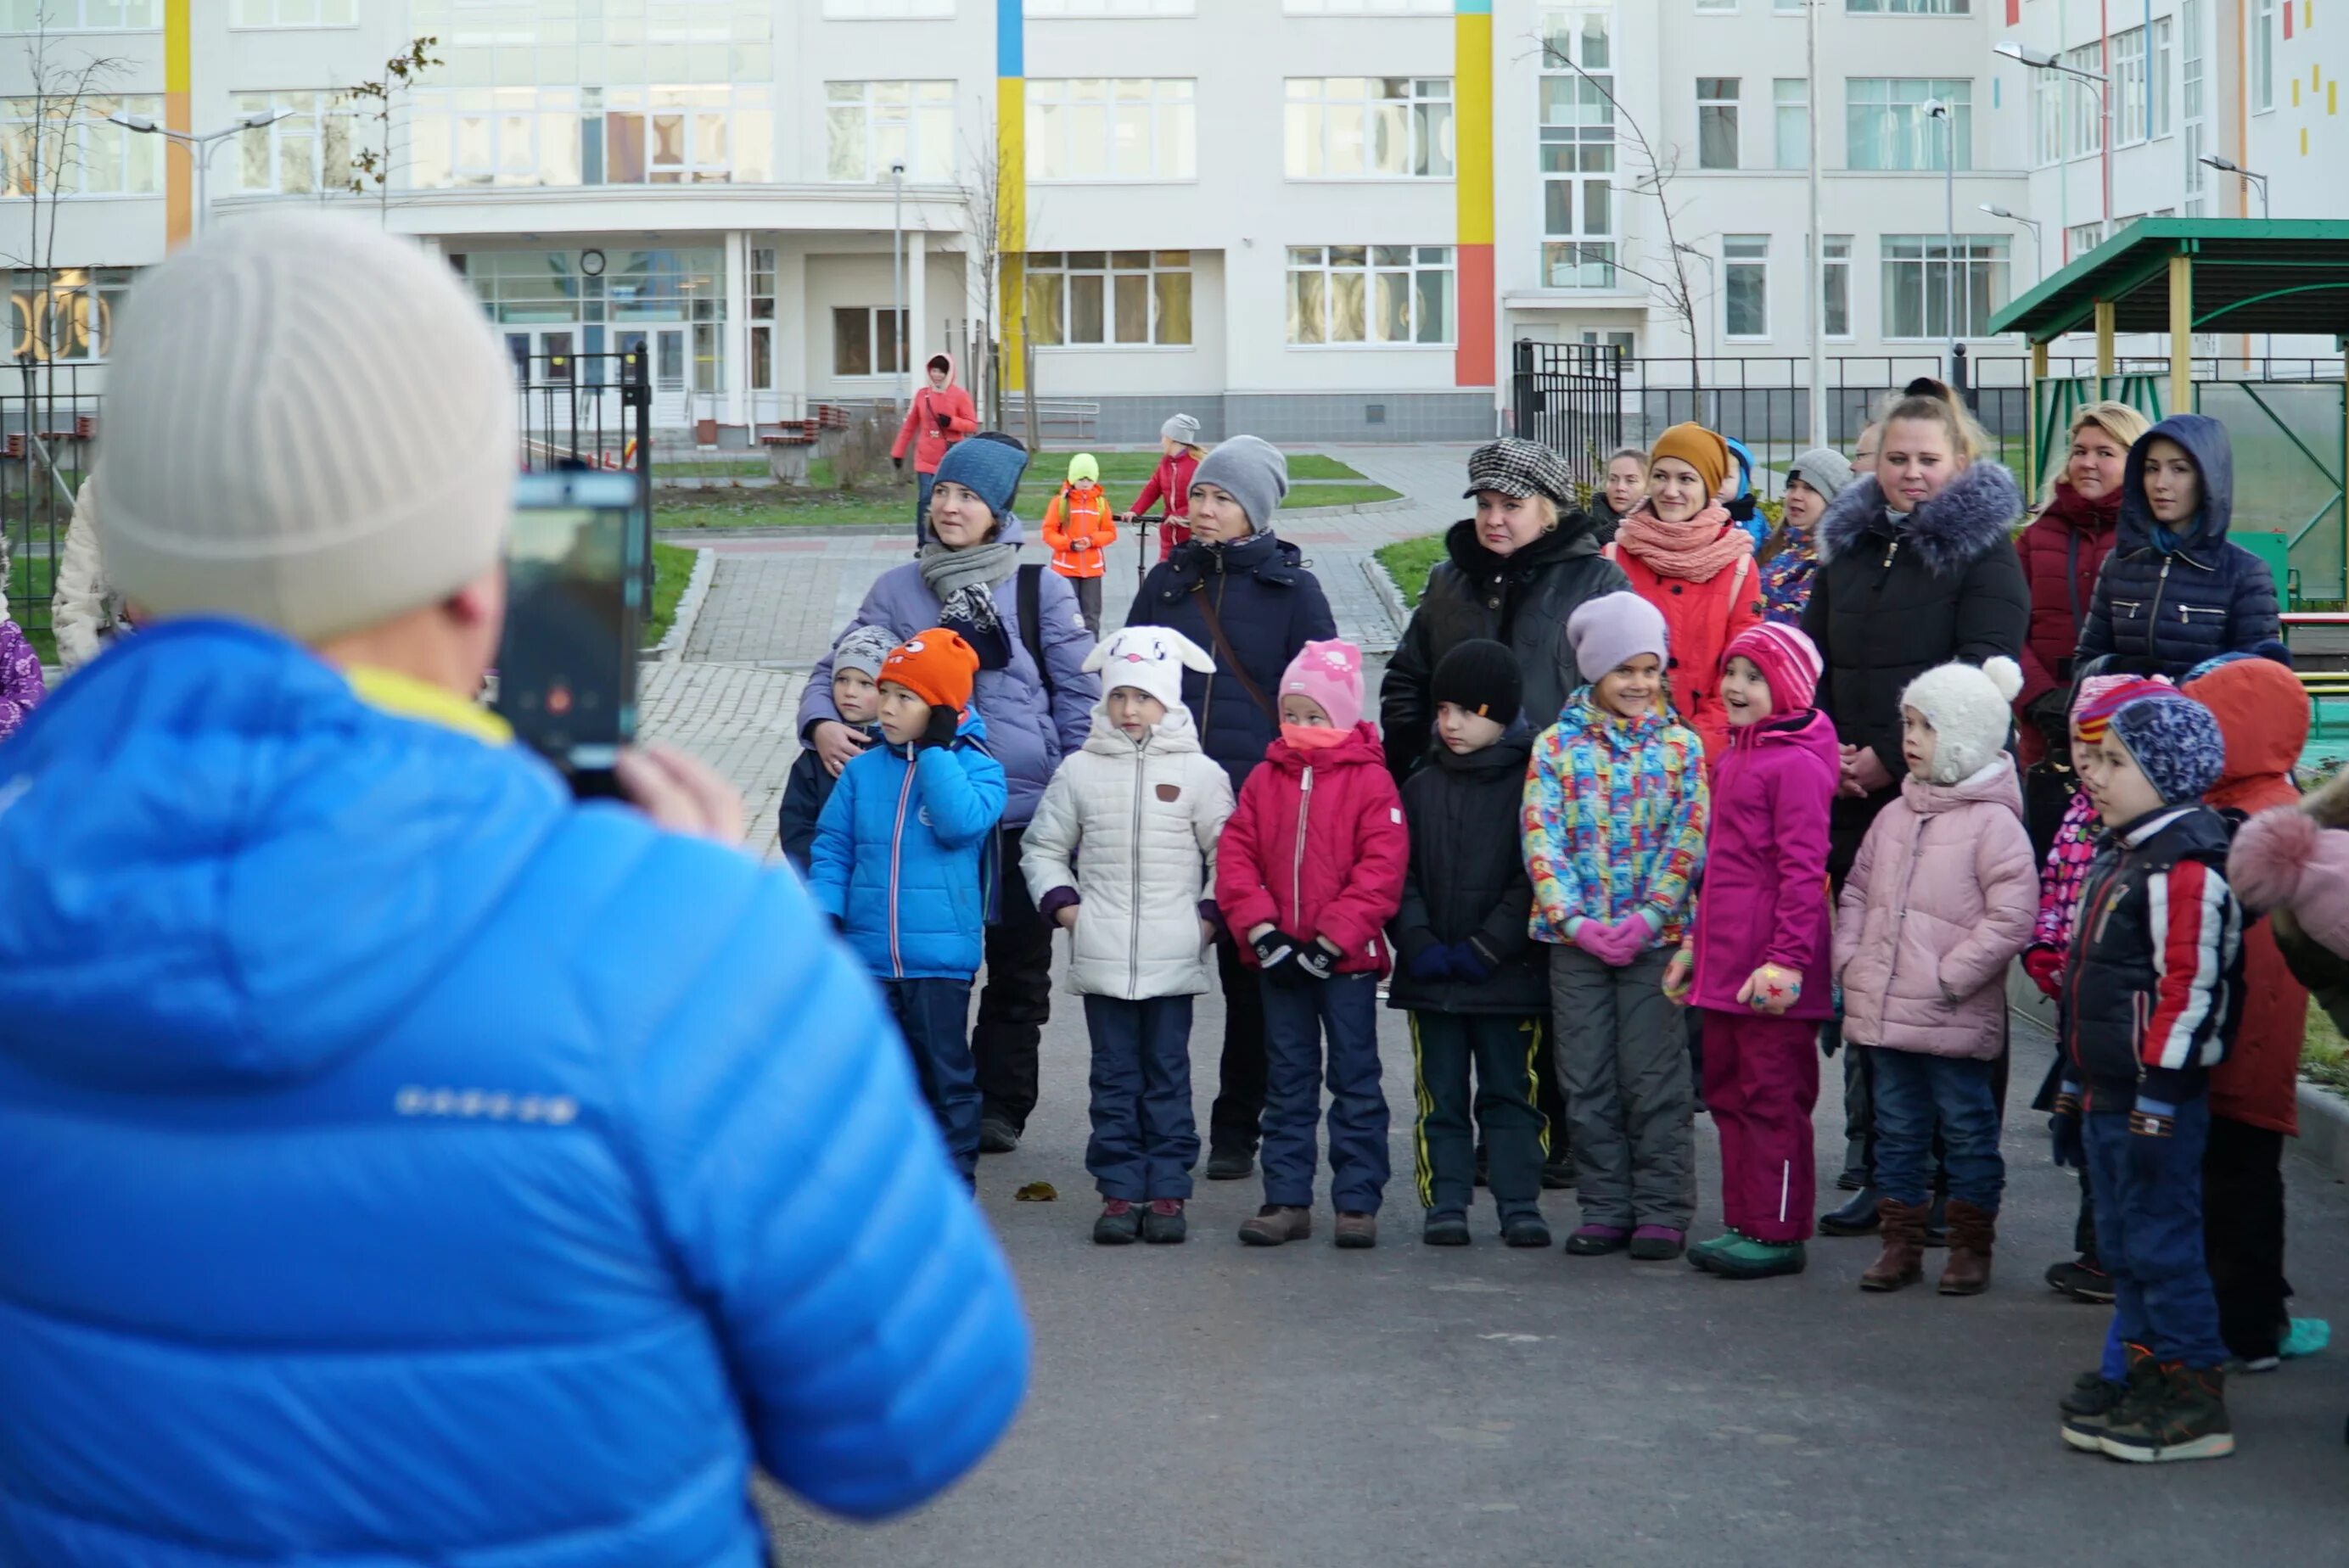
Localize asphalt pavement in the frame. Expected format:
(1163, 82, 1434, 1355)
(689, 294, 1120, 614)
(758, 978, 2349, 1566)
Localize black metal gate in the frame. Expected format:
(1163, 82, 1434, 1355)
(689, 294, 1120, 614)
(1511, 340, 1625, 488)
(513, 348, 656, 607)
(3, 361, 99, 654)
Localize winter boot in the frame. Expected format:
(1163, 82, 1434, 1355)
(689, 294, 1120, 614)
(2097, 1363, 2235, 1464)
(1819, 1185, 1882, 1236)
(978, 1116, 1021, 1155)
(1501, 1213, 1553, 1248)
(1333, 1211, 1378, 1249)
(1922, 1191, 1948, 1247)
(1705, 1235, 1808, 1280)
(1093, 1199, 1142, 1246)
(1858, 1199, 1928, 1291)
(1205, 1140, 1255, 1181)
(2060, 1343, 2156, 1452)
(1422, 1211, 1472, 1247)
(1565, 1224, 1630, 1257)
(2045, 1256, 2116, 1304)
(1689, 1230, 1744, 1268)
(1140, 1198, 1186, 1245)
(1237, 1205, 1312, 1246)
(1628, 1225, 1686, 1261)
(1937, 1200, 1995, 1296)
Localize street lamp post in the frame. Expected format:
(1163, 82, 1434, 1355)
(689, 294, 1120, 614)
(889, 160, 907, 417)
(1929, 100, 1956, 372)
(2199, 154, 2271, 217)
(1994, 41, 2110, 228)
(1981, 203, 2043, 288)
(109, 107, 293, 235)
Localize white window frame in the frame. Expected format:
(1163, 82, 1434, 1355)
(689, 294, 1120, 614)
(1030, 78, 1196, 182)
(1697, 76, 1740, 171)
(1284, 244, 1456, 347)
(832, 305, 909, 379)
(1820, 232, 1853, 339)
(2032, 67, 2061, 166)
(823, 0, 955, 16)
(1846, 0, 1971, 12)
(1026, 0, 1191, 12)
(1538, 14, 1615, 290)
(2182, 0, 2207, 214)
(1283, 77, 1452, 180)
(1773, 77, 1808, 170)
(1024, 250, 1194, 348)
(2111, 26, 2147, 147)
(2064, 43, 2104, 157)
(1846, 77, 1972, 171)
(1881, 232, 2010, 340)
(2, 264, 137, 361)
(0, 93, 164, 198)
(410, 85, 771, 190)
(231, 90, 359, 194)
(1696, 0, 1737, 12)
(748, 246, 778, 393)
(824, 81, 953, 184)
(1284, 0, 1447, 13)
(230, 0, 356, 25)
(2151, 17, 2174, 138)
(2066, 220, 2105, 263)
(0, 0, 160, 29)
(1723, 234, 1769, 341)
(2253, 0, 2276, 113)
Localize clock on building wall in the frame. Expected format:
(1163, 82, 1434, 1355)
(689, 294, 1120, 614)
(580, 249, 607, 277)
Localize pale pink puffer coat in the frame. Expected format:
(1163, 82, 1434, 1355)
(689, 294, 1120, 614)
(1833, 759, 2038, 1059)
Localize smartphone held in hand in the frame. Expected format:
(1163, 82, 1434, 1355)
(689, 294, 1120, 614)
(493, 471, 643, 798)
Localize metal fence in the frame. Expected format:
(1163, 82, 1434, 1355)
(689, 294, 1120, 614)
(514, 349, 656, 608)
(1510, 341, 1624, 487)
(2, 361, 99, 652)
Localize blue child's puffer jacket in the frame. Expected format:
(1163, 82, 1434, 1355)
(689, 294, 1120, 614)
(0, 619, 1030, 1568)
(808, 710, 1009, 980)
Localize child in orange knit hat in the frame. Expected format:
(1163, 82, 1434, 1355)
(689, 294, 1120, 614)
(809, 627, 1007, 1181)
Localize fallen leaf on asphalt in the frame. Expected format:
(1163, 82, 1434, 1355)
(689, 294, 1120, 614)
(1014, 1181, 1057, 1202)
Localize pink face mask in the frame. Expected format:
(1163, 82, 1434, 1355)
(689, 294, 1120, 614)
(1281, 722, 1349, 752)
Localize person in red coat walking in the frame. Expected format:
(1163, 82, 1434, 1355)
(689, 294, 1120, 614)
(1127, 413, 1207, 561)
(1606, 423, 1762, 764)
(892, 353, 980, 547)
(2013, 402, 2151, 849)
(1217, 638, 1409, 1250)
(2183, 654, 2328, 1369)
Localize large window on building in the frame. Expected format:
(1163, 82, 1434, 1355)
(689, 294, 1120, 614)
(833, 306, 908, 378)
(0, 95, 163, 196)
(232, 0, 356, 23)
(2066, 221, 2105, 261)
(1030, 79, 1196, 181)
(1724, 235, 1769, 339)
(1539, 8, 1615, 288)
(1, 0, 160, 25)
(826, 81, 954, 182)
(1774, 78, 1808, 169)
(2151, 17, 2173, 137)
(1285, 245, 1454, 345)
(456, 248, 727, 394)
(1881, 233, 2008, 339)
(1820, 233, 1852, 338)
(2182, 0, 2207, 214)
(410, 86, 772, 188)
(232, 91, 357, 194)
(1024, 252, 1193, 346)
(2111, 26, 2147, 146)
(2253, 0, 2276, 112)
(2032, 66, 2061, 166)
(1283, 78, 1451, 178)
(3, 266, 135, 361)
(1847, 77, 1971, 170)
(1698, 77, 1740, 170)
(2063, 43, 2104, 157)
(749, 247, 776, 392)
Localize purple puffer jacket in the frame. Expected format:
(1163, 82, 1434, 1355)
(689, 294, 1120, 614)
(1833, 759, 2038, 1059)
(1687, 707, 1839, 1020)
(0, 617, 46, 742)
(795, 518, 1099, 827)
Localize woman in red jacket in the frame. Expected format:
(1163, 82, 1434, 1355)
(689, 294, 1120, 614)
(1216, 637, 1410, 1250)
(892, 354, 980, 548)
(1126, 412, 1208, 560)
(2012, 402, 2150, 764)
(1605, 423, 1761, 764)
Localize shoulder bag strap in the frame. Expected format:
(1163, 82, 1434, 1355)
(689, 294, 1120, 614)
(1188, 578, 1279, 721)
(1018, 563, 1056, 703)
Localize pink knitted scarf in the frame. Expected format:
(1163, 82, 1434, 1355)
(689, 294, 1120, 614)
(1613, 501, 1752, 583)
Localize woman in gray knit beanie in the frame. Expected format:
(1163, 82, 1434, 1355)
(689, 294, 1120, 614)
(1757, 446, 1853, 626)
(1190, 434, 1289, 539)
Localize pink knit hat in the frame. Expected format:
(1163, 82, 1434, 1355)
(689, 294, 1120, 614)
(1721, 621, 1823, 716)
(1280, 637, 1365, 730)
(2231, 807, 2349, 959)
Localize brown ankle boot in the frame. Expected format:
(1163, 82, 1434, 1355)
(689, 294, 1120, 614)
(1858, 1199, 1928, 1291)
(1937, 1200, 1996, 1295)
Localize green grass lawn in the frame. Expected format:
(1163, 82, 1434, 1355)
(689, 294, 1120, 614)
(2304, 998, 2349, 1095)
(658, 469, 1398, 532)
(645, 541, 698, 647)
(657, 449, 1364, 494)
(1373, 534, 1449, 608)
(1283, 482, 1399, 509)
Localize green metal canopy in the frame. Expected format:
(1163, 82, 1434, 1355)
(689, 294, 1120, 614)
(1990, 217, 2349, 342)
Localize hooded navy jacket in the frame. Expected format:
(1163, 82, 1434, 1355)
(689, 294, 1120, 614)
(2076, 412, 2280, 678)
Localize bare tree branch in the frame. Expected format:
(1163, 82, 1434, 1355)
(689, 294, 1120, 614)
(345, 35, 441, 229)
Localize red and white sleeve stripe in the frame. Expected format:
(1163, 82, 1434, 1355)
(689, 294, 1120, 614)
(2141, 859, 2238, 1072)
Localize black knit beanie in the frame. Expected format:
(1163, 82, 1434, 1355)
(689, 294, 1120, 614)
(1430, 638, 1522, 725)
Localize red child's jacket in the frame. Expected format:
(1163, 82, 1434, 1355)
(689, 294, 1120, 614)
(1132, 448, 1200, 560)
(1215, 722, 1410, 977)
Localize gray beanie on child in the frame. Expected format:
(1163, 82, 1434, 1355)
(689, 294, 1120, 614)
(832, 624, 897, 681)
(1788, 447, 1856, 505)
(1191, 434, 1289, 535)
(1162, 412, 1201, 445)
(98, 212, 516, 644)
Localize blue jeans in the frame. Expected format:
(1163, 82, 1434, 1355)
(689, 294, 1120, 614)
(915, 470, 936, 548)
(2087, 1101, 2230, 1375)
(1870, 1049, 2003, 1212)
(1081, 994, 1198, 1201)
(1259, 973, 1389, 1213)
(882, 977, 979, 1182)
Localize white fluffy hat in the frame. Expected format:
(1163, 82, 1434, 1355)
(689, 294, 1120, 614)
(1900, 656, 2024, 785)
(1083, 624, 1215, 712)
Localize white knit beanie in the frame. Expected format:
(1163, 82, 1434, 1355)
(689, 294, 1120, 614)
(1083, 624, 1214, 713)
(98, 212, 516, 644)
(1900, 656, 2024, 785)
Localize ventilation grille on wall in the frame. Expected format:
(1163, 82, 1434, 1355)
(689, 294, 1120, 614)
(1365, 404, 1387, 425)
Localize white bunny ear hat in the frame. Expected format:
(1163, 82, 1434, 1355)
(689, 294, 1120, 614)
(1899, 655, 2024, 785)
(1082, 624, 1216, 710)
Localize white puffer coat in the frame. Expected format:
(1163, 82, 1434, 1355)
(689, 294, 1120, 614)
(1023, 700, 1236, 1000)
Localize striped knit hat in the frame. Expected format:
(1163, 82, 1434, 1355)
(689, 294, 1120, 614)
(1721, 621, 1823, 716)
(2071, 676, 2174, 746)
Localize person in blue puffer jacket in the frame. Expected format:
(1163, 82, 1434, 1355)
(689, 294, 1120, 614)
(0, 212, 1029, 1568)
(798, 430, 1099, 1155)
(2076, 412, 2281, 679)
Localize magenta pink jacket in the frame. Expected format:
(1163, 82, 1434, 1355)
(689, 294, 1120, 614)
(1687, 708, 1839, 1019)
(1216, 722, 1409, 977)
(1833, 760, 2038, 1059)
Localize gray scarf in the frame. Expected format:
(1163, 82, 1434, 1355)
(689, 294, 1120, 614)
(917, 540, 1019, 632)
